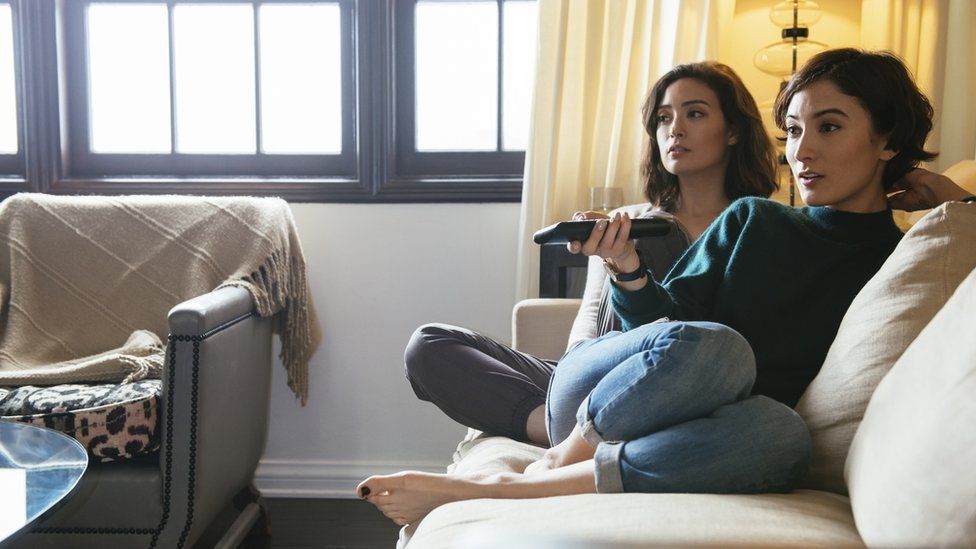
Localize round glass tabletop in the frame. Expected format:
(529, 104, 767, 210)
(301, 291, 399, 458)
(0, 420, 88, 543)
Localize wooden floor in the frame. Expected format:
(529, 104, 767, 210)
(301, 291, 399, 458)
(198, 498, 402, 549)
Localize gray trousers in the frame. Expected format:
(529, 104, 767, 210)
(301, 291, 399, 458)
(404, 323, 557, 443)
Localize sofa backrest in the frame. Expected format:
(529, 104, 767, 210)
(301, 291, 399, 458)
(796, 164, 976, 495)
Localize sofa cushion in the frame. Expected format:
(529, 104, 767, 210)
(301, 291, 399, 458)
(845, 266, 976, 548)
(403, 433, 863, 548)
(795, 202, 976, 495)
(403, 491, 862, 549)
(0, 380, 161, 462)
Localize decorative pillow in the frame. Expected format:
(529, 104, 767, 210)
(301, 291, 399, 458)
(0, 380, 161, 462)
(845, 265, 976, 547)
(795, 202, 976, 495)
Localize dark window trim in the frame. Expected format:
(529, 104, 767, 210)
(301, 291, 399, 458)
(0, 0, 526, 203)
(0, 0, 26, 184)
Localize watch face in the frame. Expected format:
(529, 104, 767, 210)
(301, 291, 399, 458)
(602, 258, 620, 277)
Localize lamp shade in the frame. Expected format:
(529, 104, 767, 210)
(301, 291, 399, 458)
(769, 0, 822, 27)
(754, 39, 828, 77)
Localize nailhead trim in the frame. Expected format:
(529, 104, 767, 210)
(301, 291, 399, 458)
(30, 312, 253, 547)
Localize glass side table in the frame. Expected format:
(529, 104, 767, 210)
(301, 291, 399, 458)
(0, 420, 88, 546)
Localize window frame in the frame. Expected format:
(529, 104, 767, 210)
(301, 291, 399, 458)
(391, 0, 525, 180)
(0, 0, 27, 192)
(2, 0, 529, 203)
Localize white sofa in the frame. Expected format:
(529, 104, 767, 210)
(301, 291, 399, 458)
(399, 162, 976, 549)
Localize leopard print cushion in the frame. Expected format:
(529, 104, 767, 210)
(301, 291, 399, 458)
(0, 380, 160, 462)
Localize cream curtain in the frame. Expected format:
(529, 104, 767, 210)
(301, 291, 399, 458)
(860, 0, 976, 170)
(515, 0, 730, 301)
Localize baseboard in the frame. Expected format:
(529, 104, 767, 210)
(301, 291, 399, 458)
(253, 459, 448, 499)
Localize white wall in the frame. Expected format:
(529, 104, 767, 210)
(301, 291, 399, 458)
(254, 202, 522, 498)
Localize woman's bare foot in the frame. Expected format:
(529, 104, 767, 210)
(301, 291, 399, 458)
(523, 423, 595, 474)
(356, 471, 513, 526)
(359, 462, 599, 525)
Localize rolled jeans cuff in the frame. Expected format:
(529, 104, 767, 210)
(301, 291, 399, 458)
(576, 394, 608, 448)
(594, 441, 625, 493)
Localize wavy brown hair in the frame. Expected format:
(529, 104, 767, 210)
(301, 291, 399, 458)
(773, 48, 936, 190)
(641, 62, 778, 211)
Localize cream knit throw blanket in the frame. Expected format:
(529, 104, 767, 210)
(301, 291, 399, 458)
(0, 194, 319, 404)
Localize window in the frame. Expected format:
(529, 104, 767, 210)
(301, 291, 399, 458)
(0, 0, 24, 188)
(63, 0, 356, 179)
(3, 0, 538, 202)
(394, 0, 537, 177)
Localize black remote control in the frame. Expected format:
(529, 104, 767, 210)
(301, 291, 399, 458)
(533, 217, 672, 244)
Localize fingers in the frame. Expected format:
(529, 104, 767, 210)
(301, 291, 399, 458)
(568, 211, 612, 253)
(572, 210, 610, 221)
(617, 213, 632, 250)
(578, 218, 608, 256)
(886, 190, 912, 211)
(889, 179, 910, 192)
(579, 212, 632, 259)
(892, 168, 931, 192)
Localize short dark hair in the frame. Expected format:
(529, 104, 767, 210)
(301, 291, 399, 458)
(773, 48, 936, 189)
(640, 62, 778, 211)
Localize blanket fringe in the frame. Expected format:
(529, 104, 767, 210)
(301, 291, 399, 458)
(227, 248, 313, 405)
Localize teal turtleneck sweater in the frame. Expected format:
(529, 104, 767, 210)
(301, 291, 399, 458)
(612, 197, 904, 407)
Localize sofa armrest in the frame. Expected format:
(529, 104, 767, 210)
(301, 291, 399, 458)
(512, 298, 582, 361)
(168, 285, 256, 336)
(159, 286, 274, 547)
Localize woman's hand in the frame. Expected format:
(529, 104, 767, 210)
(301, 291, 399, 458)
(887, 168, 971, 211)
(566, 211, 642, 278)
(565, 210, 608, 255)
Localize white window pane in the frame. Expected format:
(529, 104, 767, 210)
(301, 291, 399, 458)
(502, 0, 537, 151)
(259, 4, 341, 154)
(0, 5, 16, 154)
(174, 4, 255, 154)
(88, 4, 171, 154)
(416, 1, 497, 151)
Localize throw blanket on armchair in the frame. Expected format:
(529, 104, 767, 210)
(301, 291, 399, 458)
(0, 194, 320, 404)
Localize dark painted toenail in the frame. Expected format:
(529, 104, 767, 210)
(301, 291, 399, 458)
(360, 486, 371, 498)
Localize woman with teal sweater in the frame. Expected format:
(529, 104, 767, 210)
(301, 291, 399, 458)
(358, 49, 974, 525)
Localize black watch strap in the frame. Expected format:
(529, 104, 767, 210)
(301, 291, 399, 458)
(961, 195, 976, 203)
(609, 254, 647, 282)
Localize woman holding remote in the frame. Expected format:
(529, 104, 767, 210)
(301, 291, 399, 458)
(360, 49, 973, 525)
(403, 61, 778, 447)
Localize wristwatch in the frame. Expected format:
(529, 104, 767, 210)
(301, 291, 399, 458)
(603, 253, 647, 283)
(961, 196, 976, 203)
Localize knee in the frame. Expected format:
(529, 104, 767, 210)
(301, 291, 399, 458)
(678, 322, 755, 385)
(715, 396, 812, 491)
(745, 396, 812, 462)
(685, 322, 752, 358)
(404, 323, 454, 381)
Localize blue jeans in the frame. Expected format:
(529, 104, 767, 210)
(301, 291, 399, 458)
(546, 321, 811, 494)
